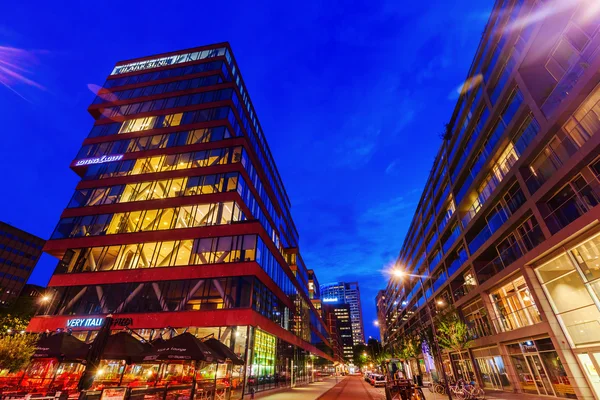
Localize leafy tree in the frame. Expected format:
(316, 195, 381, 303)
(0, 334, 38, 373)
(0, 314, 30, 333)
(435, 311, 472, 361)
(352, 343, 369, 368)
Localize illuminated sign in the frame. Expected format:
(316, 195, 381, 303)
(65, 317, 133, 329)
(322, 297, 338, 303)
(74, 154, 123, 167)
(110, 48, 226, 76)
(112, 56, 178, 75)
(67, 318, 104, 328)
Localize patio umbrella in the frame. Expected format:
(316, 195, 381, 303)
(203, 338, 244, 365)
(32, 332, 90, 361)
(102, 331, 152, 364)
(78, 315, 113, 391)
(143, 332, 223, 363)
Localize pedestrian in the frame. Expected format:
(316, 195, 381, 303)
(250, 387, 255, 399)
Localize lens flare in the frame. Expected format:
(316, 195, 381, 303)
(0, 46, 45, 101)
(504, 0, 598, 35)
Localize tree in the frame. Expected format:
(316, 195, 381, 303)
(352, 343, 369, 368)
(0, 314, 30, 333)
(435, 312, 472, 355)
(0, 334, 38, 373)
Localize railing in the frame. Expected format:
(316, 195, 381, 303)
(541, 33, 600, 118)
(491, 304, 542, 333)
(544, 179, 600, 234)
(453, 282, 477, 301)
(525, 134, 581, 194)
(462, 116, 539, 227)
(475, 223, 543, 284)
(442, 225, 462, 255)
(447, 249, 468, 277)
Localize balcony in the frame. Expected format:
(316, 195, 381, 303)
(442, 225, 461, 255)
(525, 134, 580, 194)
(544, 178, 600, 234)
(452, 280, 477, 301)
(475, 222, 544, 284)
(491, 304, 542, 333)
(541, 33, 600, 118)
(463, 117, 539, 227)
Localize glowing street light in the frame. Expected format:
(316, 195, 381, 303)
(374, 320, 379, 327)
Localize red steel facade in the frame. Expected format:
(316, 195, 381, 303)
(28, 43, 332, 397)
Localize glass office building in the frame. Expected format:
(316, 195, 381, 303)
(379, 1, 600, 399)
(320, 281, 365, 345)
(27, 43, 332, 398)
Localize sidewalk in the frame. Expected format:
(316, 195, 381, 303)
(422, 388, 554, 400)
(254, 376, 346, 400)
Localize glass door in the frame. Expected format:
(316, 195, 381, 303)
(525, 354, 555, 396)
(475, 357, 502, 389)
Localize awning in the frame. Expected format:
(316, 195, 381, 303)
(203, 338, 244, 365)
(143, 333, 223, 363)
(102, 332, 152, 363)
(33, 332, 90, 361)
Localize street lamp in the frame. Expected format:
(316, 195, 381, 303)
(374, 320, 379, 327)
(36, 294, 51, 315)
(392, 266, 453, 399)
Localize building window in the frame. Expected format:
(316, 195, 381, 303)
(489, 275, 541, 333)
(537, 235, 600, 348)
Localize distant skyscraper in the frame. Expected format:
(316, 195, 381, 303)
(0, 222, 44, 306)
(320, 281, 365, 345)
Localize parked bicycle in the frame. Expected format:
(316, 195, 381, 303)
(449, 379, 485, 400)
(427, 381, 446, 395)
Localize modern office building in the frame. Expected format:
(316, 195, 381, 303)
(379, 1, 600, 399)
(322, 303, 353, 361)
(0, 222, 45, 306)
(27, 43, 332, 398)
(321, 281, 365, 345)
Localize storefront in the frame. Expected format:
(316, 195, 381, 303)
(450, 352, 476, 382)
(536, 232, 600, 399)
(506, 338, 575, 398)
(472, 347, 512, 390)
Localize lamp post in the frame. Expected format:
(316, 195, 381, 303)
(393, 269, 452, 399)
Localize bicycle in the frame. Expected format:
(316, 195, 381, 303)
(427, 381, 446, 395)
(449, 379, 485, 400)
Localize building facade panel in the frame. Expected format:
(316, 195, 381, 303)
(27, 43, 332, 398)
(379, 1, 600, 399)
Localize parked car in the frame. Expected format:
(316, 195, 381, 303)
(373, 374, 386, 387)
(365, 372, 373, 383)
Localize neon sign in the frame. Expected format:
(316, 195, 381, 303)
(65, 317, 133, 328)
(74, 154, 123, 166)
(112, 56, 178, 75)
(322, 297, 338, 303)
(66, 318, 104, 328)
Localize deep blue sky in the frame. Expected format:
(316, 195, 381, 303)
(1, 0, 493, 341)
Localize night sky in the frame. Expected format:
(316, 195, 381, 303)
(1, 0, 493, 341)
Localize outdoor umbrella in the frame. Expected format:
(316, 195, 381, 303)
(32, 332, 90, 361)
(143, 332, 223, 363)
(203, 338, 244, 365)
(102, 331, 152, 364)
(78, 315, 113, 391)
